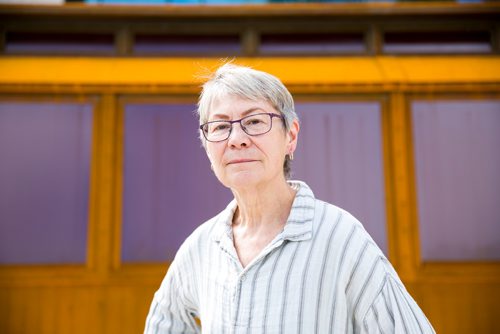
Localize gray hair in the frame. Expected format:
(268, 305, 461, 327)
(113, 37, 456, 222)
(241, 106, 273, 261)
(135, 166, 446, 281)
(197, 63, 299, 178)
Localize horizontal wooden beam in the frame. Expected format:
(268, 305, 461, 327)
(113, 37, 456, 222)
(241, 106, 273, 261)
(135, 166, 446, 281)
(1, 57, 499, 86)
(0, 3, 499, 18)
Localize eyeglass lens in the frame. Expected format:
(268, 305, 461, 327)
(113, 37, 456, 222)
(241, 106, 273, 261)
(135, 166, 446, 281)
(203, 113, 274, 142)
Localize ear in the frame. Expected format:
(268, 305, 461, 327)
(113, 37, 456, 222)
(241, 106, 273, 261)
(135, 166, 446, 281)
(286, 119, 300, 154)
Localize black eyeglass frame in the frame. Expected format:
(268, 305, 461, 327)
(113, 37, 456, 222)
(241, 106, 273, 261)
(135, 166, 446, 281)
(199, 112, 285, 142)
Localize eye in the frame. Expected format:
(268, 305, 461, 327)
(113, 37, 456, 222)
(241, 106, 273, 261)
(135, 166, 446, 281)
(249, 118, 263, 125)
(243, 116, 264, 127)
(211, 123, 231, 133)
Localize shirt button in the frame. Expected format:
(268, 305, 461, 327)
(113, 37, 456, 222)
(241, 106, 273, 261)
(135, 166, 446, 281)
(240, 274, 246, 281)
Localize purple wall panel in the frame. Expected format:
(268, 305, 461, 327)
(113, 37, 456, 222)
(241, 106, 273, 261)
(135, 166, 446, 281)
(293, 102, 387, 254)
(383, 31, 492, 54)
(5, 32, 115, 55)
(412, 100, 500, 261)
(260, 34, 365, 55)
(0, 102, 92, 264)
(383, 42, 491, 54)
(133, 35, 241, 56)
(122, 104, 232, 263)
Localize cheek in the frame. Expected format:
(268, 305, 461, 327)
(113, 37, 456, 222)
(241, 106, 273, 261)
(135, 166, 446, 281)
(206, 145, 224, 168)
(260, 141, 287, 169)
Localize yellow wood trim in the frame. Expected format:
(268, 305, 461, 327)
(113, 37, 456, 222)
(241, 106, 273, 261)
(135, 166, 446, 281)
(2, 261, 498, 288)
(380, 95, 399, 265)
(1, 83, 499, 96)
(388, 91, 419, 281)
(0, 265, 88, 281)
(417, 262, 500, 283)
(404, 93, 424, 279)
(1, 57, 499, 86)
(112, 98, 124, 271)
(87, 94, 119, 276)
(86, 95, 100, 272)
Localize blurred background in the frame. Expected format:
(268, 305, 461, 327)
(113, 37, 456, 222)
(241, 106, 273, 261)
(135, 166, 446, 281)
(0, 0, 499, 333)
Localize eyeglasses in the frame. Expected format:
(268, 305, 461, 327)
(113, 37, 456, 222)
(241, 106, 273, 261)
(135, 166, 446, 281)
(200, 112, 284, 142)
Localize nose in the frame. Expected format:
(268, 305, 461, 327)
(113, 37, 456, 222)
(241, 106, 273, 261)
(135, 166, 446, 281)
(227, 122, 250, 148)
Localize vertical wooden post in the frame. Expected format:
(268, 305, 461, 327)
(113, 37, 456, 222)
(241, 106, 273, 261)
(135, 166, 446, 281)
(388, 91, 419, 281)
(366, 24, 382, 56)
(492, 24, 500, 54)
(116, 27, 132, 56)
(87, 93, 119, 277)
(0, 28, 6, 54)
(242, 28, 259, 57)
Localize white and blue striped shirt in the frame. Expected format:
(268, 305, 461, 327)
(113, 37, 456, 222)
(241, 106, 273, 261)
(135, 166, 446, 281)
(145, 181, 434, 333)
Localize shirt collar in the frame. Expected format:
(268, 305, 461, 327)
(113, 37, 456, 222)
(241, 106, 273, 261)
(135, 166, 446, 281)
(211, 180, 315, 243)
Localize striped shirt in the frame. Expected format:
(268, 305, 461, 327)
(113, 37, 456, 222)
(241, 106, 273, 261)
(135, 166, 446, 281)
(144, 180, 434, 334)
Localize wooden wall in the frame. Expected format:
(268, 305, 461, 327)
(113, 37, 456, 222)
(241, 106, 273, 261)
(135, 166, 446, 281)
(0, 56, 499, 333)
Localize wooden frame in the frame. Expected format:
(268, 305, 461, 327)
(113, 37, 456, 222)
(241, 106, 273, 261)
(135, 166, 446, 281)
(1, 3, 499, 57)
(405, 92, 500, 283)
(0, 57, 498, 286)
(0, 93, 99, 287)
(111, 94, 198, 282)
(0, 54, 499, 332)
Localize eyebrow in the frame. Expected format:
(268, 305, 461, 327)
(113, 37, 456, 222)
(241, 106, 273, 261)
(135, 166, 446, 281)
(209, 107, 264, 121)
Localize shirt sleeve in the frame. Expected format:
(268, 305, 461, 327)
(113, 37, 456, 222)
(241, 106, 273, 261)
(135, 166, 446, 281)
(360, 275, 435, 334)
(144, 259, 201, 334)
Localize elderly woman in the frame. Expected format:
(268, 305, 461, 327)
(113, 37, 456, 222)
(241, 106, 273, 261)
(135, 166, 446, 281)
(144, 64, 434, 334)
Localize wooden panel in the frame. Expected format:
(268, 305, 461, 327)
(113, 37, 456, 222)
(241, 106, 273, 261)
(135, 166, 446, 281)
(1, 277, 499, 333)
(1, 57, 500, 86)
(0, 284, 157, 334)
(407, 282, 500, 334)
(0, 59, 499, 334)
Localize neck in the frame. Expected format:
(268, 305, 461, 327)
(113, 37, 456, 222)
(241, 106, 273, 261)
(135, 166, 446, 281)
(231, 177, 296, 232)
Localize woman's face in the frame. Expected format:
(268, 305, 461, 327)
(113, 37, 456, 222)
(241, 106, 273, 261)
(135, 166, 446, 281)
(204, 95, 299, 191)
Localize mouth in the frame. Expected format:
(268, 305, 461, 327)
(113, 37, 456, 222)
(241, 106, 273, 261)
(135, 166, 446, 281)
(227, 159, 257, 165)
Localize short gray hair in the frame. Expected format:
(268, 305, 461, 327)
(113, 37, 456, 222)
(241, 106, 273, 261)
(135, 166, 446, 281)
(197, 63, 299, 178)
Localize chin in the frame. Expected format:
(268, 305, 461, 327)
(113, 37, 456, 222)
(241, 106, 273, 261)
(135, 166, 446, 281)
(222, 171, 266, 190)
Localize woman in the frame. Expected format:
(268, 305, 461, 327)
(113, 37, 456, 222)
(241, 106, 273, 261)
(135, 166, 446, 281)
(144, 63, 435, 333)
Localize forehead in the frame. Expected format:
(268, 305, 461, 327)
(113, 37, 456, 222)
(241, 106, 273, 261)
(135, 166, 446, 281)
(208, 94, 274, 120)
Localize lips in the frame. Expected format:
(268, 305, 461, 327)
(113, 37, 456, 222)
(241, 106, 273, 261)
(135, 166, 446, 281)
(227, 159, 257, 165)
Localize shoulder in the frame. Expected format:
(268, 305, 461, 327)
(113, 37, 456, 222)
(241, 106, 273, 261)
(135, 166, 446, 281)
(313, 199, 376, 254)
(313, 199, 393, 291)
(314, 202, 405, 323)
(361, 274, 436, 333)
